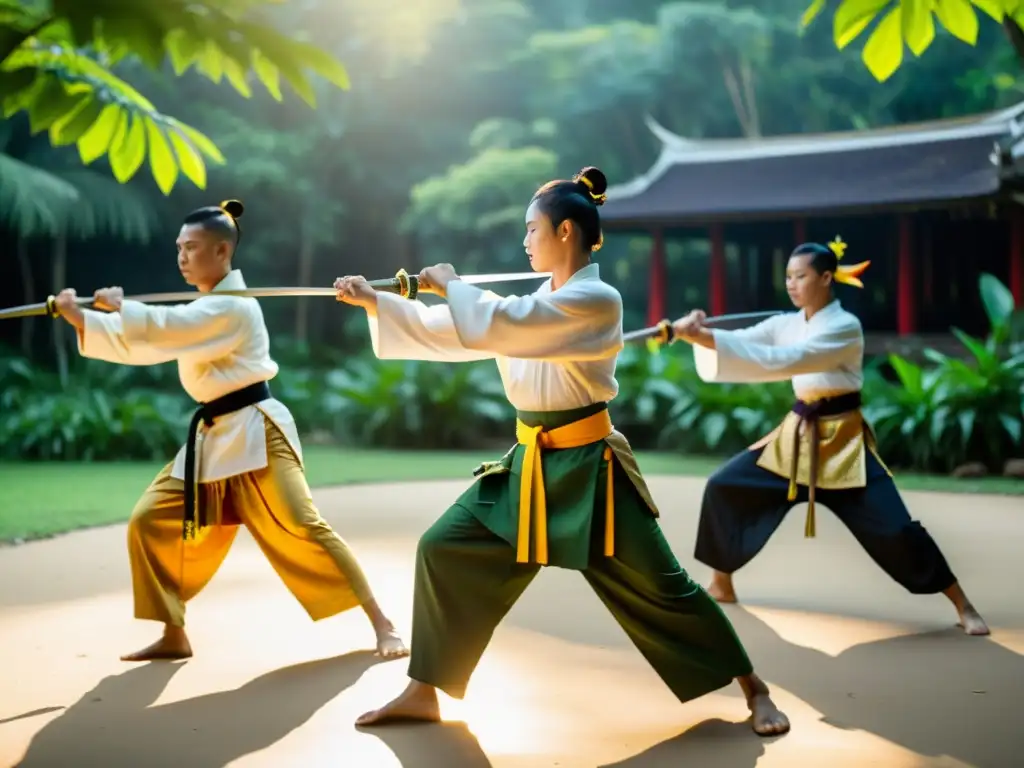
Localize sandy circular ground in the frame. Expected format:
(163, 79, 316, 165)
(1, 475, 1022, 768)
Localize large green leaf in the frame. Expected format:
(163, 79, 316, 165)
(902, 0, 935, 56)
(863, 6, 903, 81)
(979, 272, 1016, 331)
(951, 326, 997, 368)
(48, 95, 105, 146)
(76, 103, 121, 165)
(972, 0, 1006, 21)
(108, 112, 146, 183)
(833, 0, 891, 49)
(888, 353, 923, 393)
(934, 0, 980, 44)
(144, 118, 178, 195)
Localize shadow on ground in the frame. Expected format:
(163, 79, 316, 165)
(14, 651, 379, 768)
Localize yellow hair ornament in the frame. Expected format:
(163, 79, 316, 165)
(574, 172, 608, 204)
(219, 199, 243, 224)
(827, 235, 870, 289)
(591, 231, 604, 253)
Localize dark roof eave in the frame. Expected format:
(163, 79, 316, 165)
(600, 193, 1007, 232)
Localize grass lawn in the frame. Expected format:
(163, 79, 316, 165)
(1, 446, 1022, 543)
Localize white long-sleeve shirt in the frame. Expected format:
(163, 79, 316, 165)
(367, 263, 624, 411)
(693, 299, 863, 400)
(78, 269, 302, 482)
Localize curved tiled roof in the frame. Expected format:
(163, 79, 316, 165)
(601, 102, 1024, 226)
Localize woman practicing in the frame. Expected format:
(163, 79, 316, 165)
(672, 238, 988, 636)
(334, 167, 791, 736)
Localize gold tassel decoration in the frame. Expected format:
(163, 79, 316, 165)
(603, 446, 615, 557)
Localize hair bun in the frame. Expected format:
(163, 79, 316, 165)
(220, 199, 244, 219)
(573, 166, 608, 206)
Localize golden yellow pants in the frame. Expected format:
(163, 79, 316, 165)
(127, 419, 373, 627)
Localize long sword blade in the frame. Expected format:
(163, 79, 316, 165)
(460, 271, 551, 284)
(0, 271, 551, 320)
(623, 310, 781, 344)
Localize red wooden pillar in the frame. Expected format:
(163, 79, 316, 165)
(793, 218, 807, 244)
(897, 214, 916, 336)
(648, 229, 667, 326)
(1012, 208, 1024, 305)
(710, 223, 726, 316)
(922, 225, 932, 307)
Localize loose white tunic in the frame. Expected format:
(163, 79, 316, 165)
(367, 263, 625, 411)
(78, 269, 302, 482)
(694, 299, 863, 400)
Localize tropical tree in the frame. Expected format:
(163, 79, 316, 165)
(0, 0, 351, 195)
(403, 118, 559, 273)
(0, 122, 158, 372)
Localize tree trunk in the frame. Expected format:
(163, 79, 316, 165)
(294, 216, 314, 345)
(17, 238, 34, 357)
(1003, 18, 1024, 65)
(721, 59, 753, 138)
(739, 58, 761, 138)
(52, 233, 69, 388)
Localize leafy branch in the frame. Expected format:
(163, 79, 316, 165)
(801, 0, 1016, 82)
(0, 0, 351, 194)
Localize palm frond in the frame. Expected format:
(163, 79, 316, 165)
(55, 168, 160, 243)
(0, 150, 79, 238)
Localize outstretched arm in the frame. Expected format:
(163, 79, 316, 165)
(334, 275, 494, 362)
(369, 293, 497, 362)
(69, 288, 243, 366)
(444, 280, 623, 362)
(690, 318, 862, 383)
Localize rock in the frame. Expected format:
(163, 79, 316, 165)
(951, 462, 988, 478)
(1003, 459, 1024, 478)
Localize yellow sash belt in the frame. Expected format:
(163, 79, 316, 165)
(514, 408, 615, 565)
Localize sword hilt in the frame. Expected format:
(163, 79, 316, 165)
(366, 269, 420, 300)
(654, 318, 674, 344)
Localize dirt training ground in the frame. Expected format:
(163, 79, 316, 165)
(1, 476, 1021, 767)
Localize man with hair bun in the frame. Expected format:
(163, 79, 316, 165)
(336, 167, 791, 737)
(53, 199, 409, 663)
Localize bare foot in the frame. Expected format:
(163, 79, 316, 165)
(738, 674, 790, 737)
(943, 583, 990, 636)
(707, 571, 738, 603)
(120, 626, 192, 662)
(356, 680, 442, 726)
(376, 627, 410, 659)
(957, 605, 990, 636)
(749, 692, 791, 736)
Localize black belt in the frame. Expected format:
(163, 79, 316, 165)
(183, 381, 271, 540)
(789, 391, 862, 538)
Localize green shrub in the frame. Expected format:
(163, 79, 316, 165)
(863, 274, 1024, 472)
(0, 353, 191, 460)
(317, 356, 511, 449)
